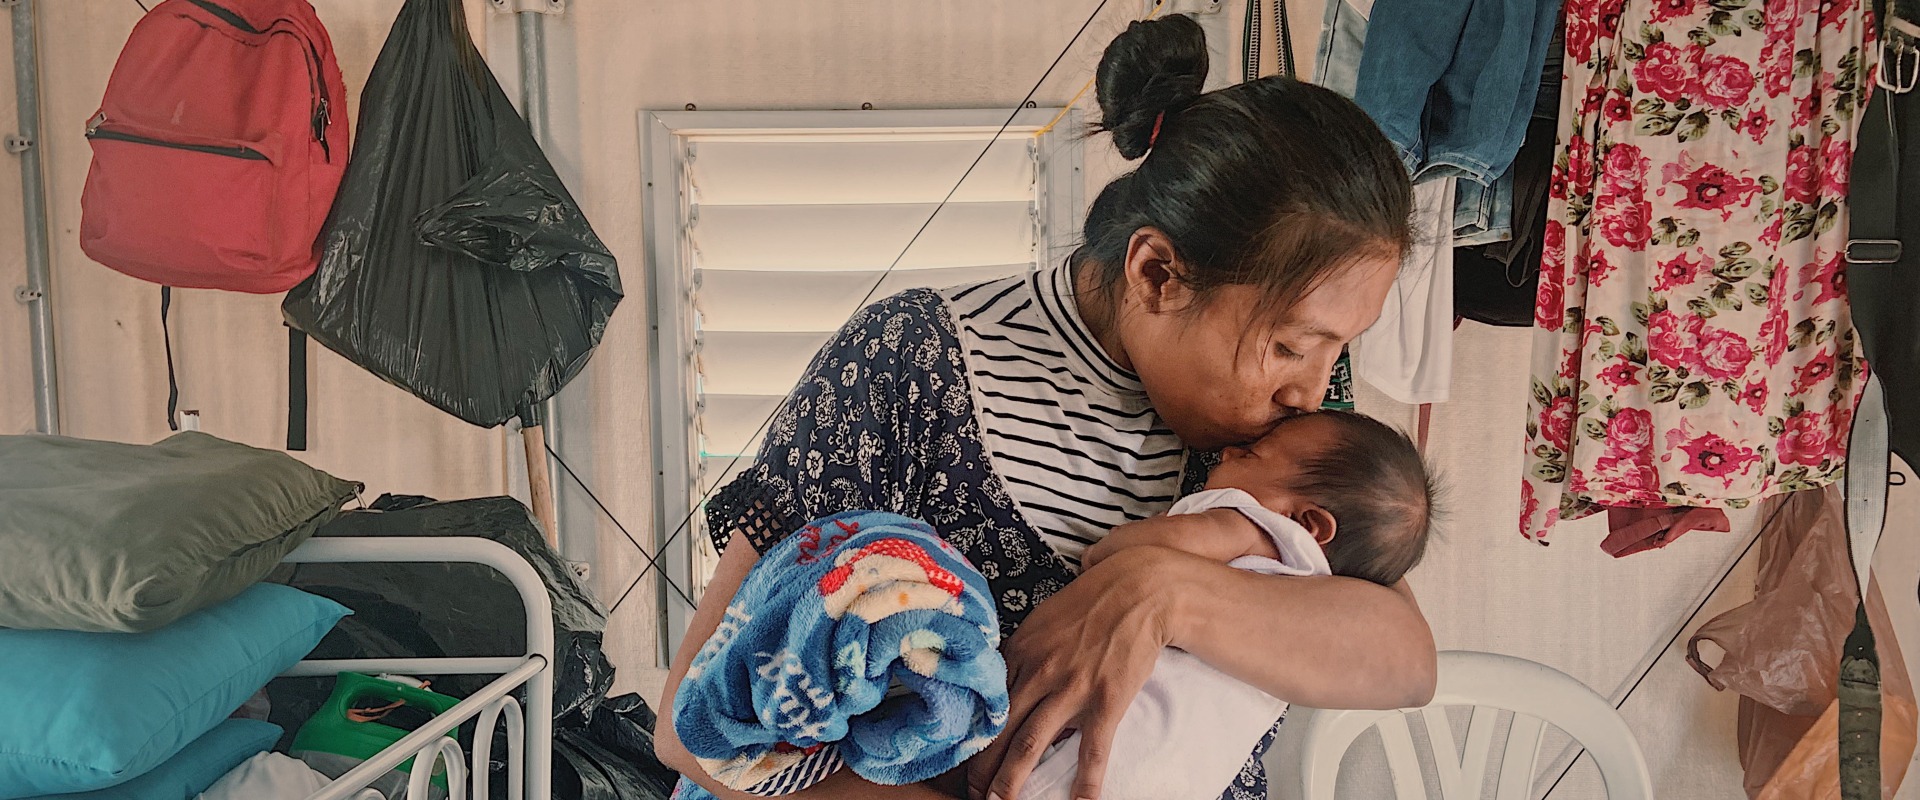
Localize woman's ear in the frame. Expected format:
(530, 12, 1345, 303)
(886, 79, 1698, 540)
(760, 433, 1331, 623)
(1298, 504, 1338, 546)
(1122, 227, 1191, 314)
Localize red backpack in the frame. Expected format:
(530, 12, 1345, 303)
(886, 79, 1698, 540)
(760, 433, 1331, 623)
(80, 0, 348, 293)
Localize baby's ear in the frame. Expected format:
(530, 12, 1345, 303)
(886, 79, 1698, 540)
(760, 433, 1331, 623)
(1299, 504, 1338, 546)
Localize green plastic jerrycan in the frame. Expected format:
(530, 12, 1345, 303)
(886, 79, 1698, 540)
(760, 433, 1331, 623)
(291, 672, 463, 791)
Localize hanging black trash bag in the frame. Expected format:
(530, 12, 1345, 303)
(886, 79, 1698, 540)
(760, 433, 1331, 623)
(283, 0, 620, 427)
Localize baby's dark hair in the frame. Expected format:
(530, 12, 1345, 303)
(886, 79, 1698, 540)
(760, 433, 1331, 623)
(1281, 411, 1439, 586)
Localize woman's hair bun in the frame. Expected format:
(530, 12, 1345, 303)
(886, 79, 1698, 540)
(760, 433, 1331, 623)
(1094, 14, 1209, 160)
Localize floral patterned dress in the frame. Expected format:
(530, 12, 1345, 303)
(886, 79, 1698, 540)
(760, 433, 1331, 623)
(1522, 0, 1871, 541)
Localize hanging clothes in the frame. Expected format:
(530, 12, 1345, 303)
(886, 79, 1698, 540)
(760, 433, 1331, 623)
(1453, 112, 1556, 327)
(1351, 178, 1458, 404)
(1454, 19, 1566, 328)
(1344, 0, 1564, 186)
(1321, 351, 1358, 410)
(1520, 0, 1871, 542)
(1348, 0, 1565, 243)
(1600, 505, 1732, 557)
(1313, 0, 1561, 404)
(1310, 0, 1447, 404)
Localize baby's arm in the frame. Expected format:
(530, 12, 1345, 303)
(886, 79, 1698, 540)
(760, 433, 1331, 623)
(1082, 508, 1283, 570)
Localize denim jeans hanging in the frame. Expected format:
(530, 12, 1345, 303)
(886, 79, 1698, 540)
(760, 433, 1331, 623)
(1314, 0, 1563, 245)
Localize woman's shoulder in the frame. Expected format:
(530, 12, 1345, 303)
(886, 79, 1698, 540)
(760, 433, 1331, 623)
(841, 273, 1030, 330)
(830, 288, 963, 360)
(934, 272, 1031, 323)
(804, 289, 973, 391)
(847, 287, 954, 330)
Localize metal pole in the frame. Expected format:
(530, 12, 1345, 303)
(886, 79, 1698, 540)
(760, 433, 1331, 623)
(10, 0, 59, 435)
(517, 12, 549, 143)
(517, 9, 574, 559)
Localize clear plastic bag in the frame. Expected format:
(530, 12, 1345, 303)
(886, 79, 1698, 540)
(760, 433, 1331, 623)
(1751, 578, 1914, 800)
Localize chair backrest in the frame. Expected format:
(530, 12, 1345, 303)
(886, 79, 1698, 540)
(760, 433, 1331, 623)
(1295, 651, 1653, 800)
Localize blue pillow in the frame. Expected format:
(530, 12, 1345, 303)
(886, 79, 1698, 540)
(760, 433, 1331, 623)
(0, 584, 349, 799)
(29, 719, 282, 800)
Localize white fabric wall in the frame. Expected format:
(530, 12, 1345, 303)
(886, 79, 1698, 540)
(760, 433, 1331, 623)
(2, 3, 1914, 798)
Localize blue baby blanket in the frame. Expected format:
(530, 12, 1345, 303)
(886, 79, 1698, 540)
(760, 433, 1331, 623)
(672, 511, 1007, 795)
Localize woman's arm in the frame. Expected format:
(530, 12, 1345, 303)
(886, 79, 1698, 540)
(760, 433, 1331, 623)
(655, 537, 966, 800)
(1088, 512, 1434, 706)
(1081, 508, 1282, 570)
(1155, 546, 1437, 708)
(968, 545, 1435, 800)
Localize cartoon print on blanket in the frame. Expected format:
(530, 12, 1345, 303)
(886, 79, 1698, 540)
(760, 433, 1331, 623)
(673, 511, 1008, 796)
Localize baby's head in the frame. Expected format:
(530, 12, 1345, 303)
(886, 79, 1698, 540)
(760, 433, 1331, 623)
(1205, 410, 1438, 585)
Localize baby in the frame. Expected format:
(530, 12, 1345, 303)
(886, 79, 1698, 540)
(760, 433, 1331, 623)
(1089, 408, 1436, 583)
(1021, 410, 1439, 800)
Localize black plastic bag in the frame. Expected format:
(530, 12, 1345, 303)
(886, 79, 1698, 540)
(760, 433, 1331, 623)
(474, 694, 674, 800)
(265, 496, 612, 730)
(552, 696, 678, 800)
(282, 0, 620, 428)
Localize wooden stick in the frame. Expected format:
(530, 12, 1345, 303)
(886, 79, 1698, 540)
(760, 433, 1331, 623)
(522, 424, 560, 548)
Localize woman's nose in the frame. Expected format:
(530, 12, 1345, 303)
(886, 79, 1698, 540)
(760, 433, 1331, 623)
(1273, 368, 1332, 415)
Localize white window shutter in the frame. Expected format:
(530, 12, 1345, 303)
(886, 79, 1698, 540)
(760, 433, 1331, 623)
(684, 133, 1044, 471)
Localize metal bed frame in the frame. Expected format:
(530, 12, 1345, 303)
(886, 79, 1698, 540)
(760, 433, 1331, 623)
(280, 537, 556, 800)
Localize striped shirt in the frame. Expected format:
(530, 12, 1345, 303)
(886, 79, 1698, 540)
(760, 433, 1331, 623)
(939, 265, 1186, 567)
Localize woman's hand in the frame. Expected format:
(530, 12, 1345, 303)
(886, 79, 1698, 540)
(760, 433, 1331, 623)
(967, 546, 1177, 800)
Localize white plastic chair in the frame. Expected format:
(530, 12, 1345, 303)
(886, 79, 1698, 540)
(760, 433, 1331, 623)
(1293, 651, 1654, 800)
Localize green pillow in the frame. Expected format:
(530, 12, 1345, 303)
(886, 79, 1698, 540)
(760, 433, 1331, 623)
(0, 432, 359, 632)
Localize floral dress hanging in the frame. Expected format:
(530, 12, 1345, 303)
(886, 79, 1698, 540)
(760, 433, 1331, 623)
(1522, 0, 1870, 541)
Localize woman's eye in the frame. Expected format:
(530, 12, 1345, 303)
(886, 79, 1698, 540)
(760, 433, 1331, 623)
(1276, 343, 1306, 361)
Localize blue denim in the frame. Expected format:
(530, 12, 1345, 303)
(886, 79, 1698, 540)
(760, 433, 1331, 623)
(1453, 169, 1517, 246)
(1354, 0, 1562, 184)
(1312, 0, 1368, 98)
(1316, 0, 1562, 243)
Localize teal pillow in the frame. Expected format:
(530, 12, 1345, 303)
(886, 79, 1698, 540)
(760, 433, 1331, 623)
(0, 584, 349, 799)
(30, 719, 282, 800)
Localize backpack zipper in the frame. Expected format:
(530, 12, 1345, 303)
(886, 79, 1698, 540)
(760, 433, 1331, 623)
(311, 78, 331, 162)
(183, 0, 332, 161)
(85, 120, 268, 161)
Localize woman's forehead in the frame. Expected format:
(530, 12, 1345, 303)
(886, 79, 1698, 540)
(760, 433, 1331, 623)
(1271, 258, 1399, 338)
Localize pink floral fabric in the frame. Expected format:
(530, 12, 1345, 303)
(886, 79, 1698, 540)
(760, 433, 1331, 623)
(1522, 0, 1870, 542)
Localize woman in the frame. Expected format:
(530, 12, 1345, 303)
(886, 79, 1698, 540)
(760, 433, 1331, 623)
(656, 16, 1435, 800)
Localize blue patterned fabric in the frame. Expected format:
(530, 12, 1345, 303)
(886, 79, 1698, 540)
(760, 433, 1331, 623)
(673, 511, 1007, 794)
(697, 289, 1277, 799)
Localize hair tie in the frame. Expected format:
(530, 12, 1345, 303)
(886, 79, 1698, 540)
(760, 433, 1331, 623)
(1148, 111, 1166, 149)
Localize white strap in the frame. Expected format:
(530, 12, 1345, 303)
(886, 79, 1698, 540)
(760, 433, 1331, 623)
(1847, 373, 1890, 593)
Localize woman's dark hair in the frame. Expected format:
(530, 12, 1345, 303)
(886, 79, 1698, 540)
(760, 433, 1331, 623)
(1079, 14, 1415, 319)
